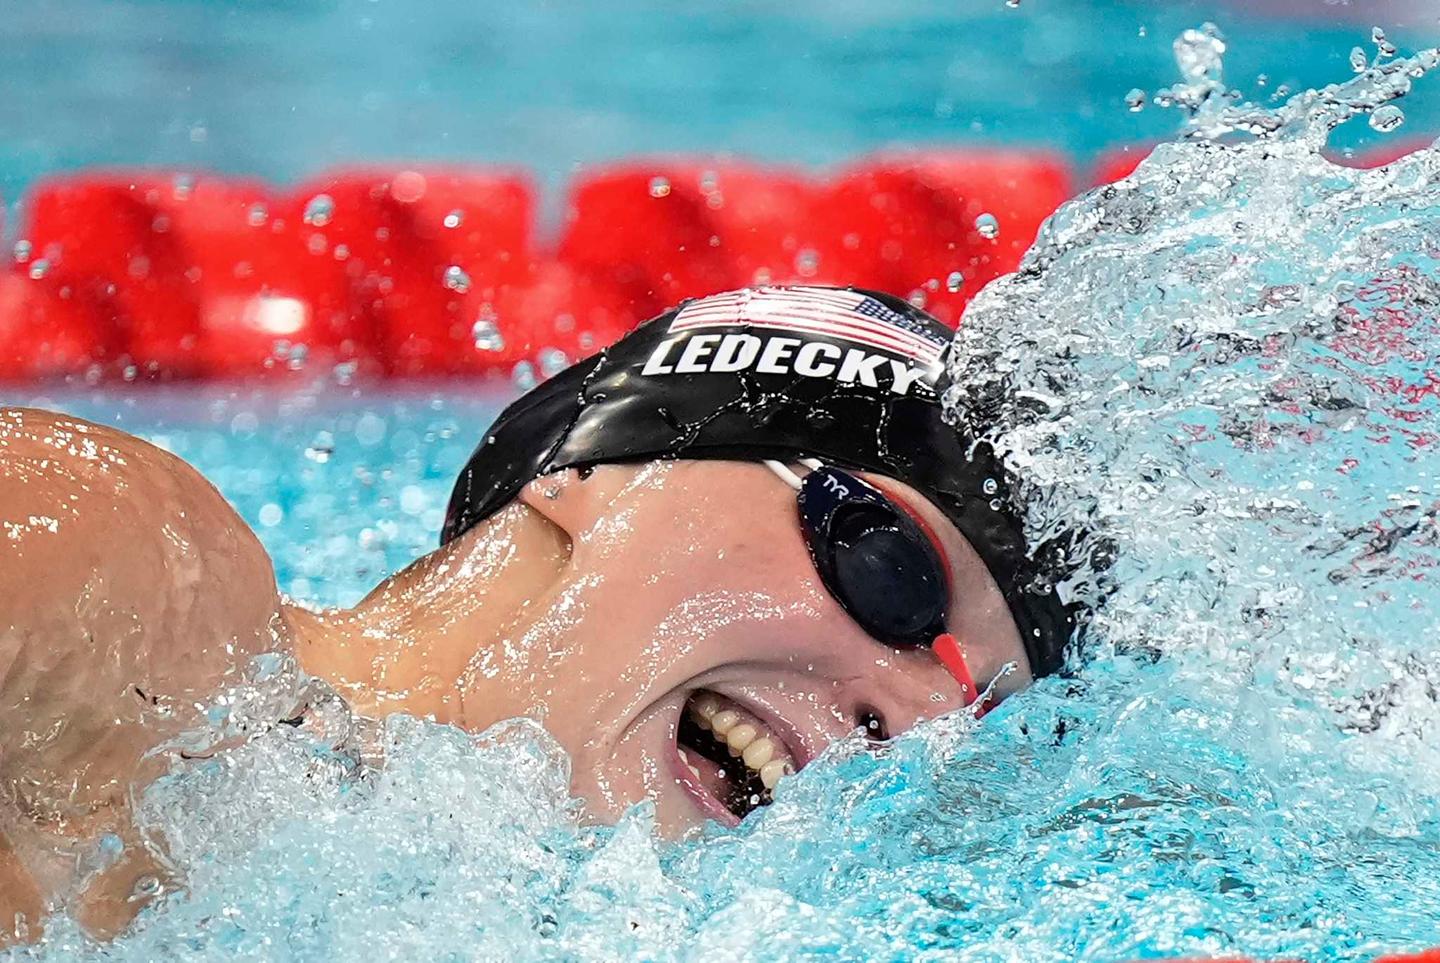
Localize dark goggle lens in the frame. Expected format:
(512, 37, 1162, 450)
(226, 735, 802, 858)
(798, 468, 949, 649)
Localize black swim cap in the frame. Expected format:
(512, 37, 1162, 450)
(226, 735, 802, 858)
(443, 285, 1081, 676)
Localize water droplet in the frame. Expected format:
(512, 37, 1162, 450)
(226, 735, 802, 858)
(1370, 104, 1405, 132)
(131, 875, 162, 899)
(443, 265, 472, 293)
(982, 477, 1000, 496)
(27, 258, 49, 280)
(332, 360, 358, 385)
(946, 271, 965, 293)
(247, 202, 268, 227)
(171, 173, 195, 201)
(648, 176, 671, 199)
(305, 431, 335, 463)
(794, 248, 820, 277)
(355, 412, 387, 447)
(512, 361, 537, 390)
(13, 240, 33, 264)
(907, 289, 927, 309)
(472, 315, 505, 352)
(1350, 46, 1368, 73)
(1370, 26, 1397, 59)
(443, 209, 464, 229)
(1174, 24, 1227, 86)
(287, 342, 309, 370)
(1125, 88, 1147, 112)
(538, 347, 570, 377)
(975, 213, 1000, 239)
(303, 194, 335, 227)
(1004, 0, 1019, 7)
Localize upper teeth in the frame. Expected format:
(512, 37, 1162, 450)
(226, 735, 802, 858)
(688, 695, 793, 792)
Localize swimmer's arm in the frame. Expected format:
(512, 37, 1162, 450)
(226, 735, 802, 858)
(0, 407, 290, 938)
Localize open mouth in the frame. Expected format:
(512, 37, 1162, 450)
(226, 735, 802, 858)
(674, 690, 799, 824)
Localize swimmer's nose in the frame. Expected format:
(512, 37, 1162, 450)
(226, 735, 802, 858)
(854, 637, 991, 741)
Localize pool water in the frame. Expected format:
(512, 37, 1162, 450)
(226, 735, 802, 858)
(2, 0, 1439, 216)
(6, 22, 1440, 963)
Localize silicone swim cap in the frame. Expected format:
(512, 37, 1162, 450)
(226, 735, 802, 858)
(443, 285, 1082, 676)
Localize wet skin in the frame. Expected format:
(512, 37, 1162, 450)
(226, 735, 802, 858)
(0, 406, 1029, 940)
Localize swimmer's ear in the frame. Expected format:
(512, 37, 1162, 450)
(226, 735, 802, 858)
(518, 466, 635, 541)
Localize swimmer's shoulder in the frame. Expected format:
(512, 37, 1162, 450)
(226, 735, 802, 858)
(0, 406, 286, 798)
(0, 408, 290, 941)
(0, 406, 281, 642)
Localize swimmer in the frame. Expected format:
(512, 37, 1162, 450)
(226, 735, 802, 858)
(0, 286, 1082, 940)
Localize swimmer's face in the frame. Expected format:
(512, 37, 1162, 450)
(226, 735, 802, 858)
(397, 460, 1030, 835)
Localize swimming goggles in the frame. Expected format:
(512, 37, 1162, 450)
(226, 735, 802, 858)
(764, 459, 985, 709)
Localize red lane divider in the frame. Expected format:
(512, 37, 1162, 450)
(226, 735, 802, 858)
(1, 139, 1427, 382)
(1093, 143, 1153, 185)
(819, 150, 1072, 325)
(10, 175, 193, 378)
(298, 167, 533, 375)
(559, 161, 816, 319)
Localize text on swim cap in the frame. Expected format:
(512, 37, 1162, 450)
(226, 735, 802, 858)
(639, 333, 939, 397)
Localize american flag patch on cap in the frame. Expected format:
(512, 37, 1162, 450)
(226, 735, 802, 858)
(669, 287, 947, 367)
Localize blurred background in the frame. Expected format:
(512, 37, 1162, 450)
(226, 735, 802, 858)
(3, 0, 1438, 213)
(2, 0, 1439, 603)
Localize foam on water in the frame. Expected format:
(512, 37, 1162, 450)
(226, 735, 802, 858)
(10, 28, 1440, 963)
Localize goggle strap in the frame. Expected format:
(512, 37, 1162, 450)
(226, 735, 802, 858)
(764, 460, 804, 491)
(933, 633, 987, 715)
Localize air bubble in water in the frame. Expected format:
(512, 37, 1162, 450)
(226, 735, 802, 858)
(247, 203, 269, 227)
(1350, 47, 1368, 73)
(443, 210, 464, 229)
(443, 265, 472, 293)
(1369, 104, 1405, 132)
(975, 213, 1000, 239)
(946, 271, 965, 293)
(1125, 88, 1148, 112)
(303, 194, 335, 227)
(472, 315, 505, 352)
(648, 176, 671, 198)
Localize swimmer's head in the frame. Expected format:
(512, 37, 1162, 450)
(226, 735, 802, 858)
(358, 286, 1085, 832)
(445, 285, 1083, 676)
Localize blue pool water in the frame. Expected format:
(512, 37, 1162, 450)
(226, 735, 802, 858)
(2, 0, 1439, 218)
(5, 16, 1440, 963)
